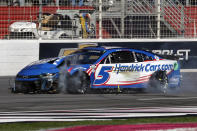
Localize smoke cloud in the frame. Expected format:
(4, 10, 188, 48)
(58, 62, 68, 93)
(58, 55, 83, 94)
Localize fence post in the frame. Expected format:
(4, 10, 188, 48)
(194, 19, 196, 38)
(181, 5, 185, 37)
(156, 0, 161, 39)
(38, 0, 43, 39)
(121, 0, 125, 38)
(99, 0, 102, 39)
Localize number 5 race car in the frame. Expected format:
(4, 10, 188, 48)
(12, 46, 181, 94)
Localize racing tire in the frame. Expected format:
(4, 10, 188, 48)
(149, 71, 169, 94)
(66, 72, 91, 94)
(159, 73, 169, 94)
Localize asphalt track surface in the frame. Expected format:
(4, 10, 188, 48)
(0, 72, 197, 112)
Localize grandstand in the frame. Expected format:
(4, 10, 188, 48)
(0, 0, 197, 39)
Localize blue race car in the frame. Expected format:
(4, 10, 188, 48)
(12, 46, 181, 94)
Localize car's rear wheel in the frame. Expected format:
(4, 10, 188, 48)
(149, 71, 169, 94)
(159, 73, 168, 94)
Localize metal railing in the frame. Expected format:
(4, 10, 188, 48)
(0, 0, 196, 39)
(126, 0, 156, 15)
(160, 0, 191, 37)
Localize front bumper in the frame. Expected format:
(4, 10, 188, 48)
(13, 74, 59, 93)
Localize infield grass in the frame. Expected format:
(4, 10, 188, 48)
(1, 116, 197, 131)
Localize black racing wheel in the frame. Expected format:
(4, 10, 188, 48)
(66, 71, 91, 94)
(149, 71, 169, 94)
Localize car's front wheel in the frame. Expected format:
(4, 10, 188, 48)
(66, 72, 91, 94)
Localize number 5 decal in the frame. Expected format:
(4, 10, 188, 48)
(94, 66, 113, 85)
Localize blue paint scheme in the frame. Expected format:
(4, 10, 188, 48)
(15, 47, 181, 90)
(16, 58, 62, 81)
(92, 82, 149, 89)
(167, 62, 181, 88)
(68, 64, 90, 75)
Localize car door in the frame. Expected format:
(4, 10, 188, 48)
(134, 51, 155, 84)
(93, 50, 139, 87)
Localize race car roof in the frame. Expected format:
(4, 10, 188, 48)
(83, 46, 150, 53)
(82, 46, 160, 58)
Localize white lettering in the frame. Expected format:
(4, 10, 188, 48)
(152, 49, 191, 61)
(177, 49, 191, 61)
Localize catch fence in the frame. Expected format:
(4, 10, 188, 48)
(0, 0, 197, 39)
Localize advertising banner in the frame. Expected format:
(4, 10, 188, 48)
(40, 41, 197, 69)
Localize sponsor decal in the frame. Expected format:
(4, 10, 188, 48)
(114, 64, 174, 74)
(94, 63, 174, 85)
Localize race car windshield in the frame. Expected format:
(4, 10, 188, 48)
(67, 49, 104, 64)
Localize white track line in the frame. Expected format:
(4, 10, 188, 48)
(1, 107, 197, 123)
(0, 119, 111, 123)
(138, 97, 197, 101)
(181, 69, 197, 72)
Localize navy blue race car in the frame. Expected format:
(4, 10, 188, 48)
(12, 46, 181, 94)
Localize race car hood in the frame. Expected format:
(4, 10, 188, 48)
(18, 63, 59, 76)
(17, 57, 65, 76)
(16, 55, 92, 79)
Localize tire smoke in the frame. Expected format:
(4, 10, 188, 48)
(58, 60, 68, 93)
(57, 55, 81, 94)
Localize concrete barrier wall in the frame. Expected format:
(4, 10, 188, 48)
(0, 40, 39, 76)
(0, 39, 197, 76)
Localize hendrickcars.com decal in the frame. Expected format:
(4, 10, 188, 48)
(113, 63, 174, 74)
